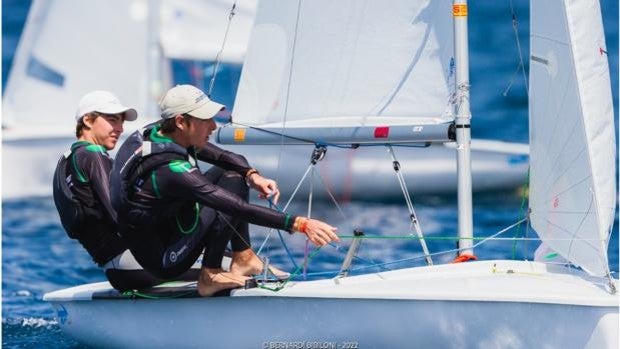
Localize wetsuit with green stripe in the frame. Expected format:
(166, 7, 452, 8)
(53, 141, 199, 291)
(53, 141, 126, 265)
(113, 125, 297, 279)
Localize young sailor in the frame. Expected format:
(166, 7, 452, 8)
(53, 90, 197, 291)
(110, 84, 339, 296)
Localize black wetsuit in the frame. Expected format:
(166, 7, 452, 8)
(53, 141, 196, 290)
(111, 125, 297, 279)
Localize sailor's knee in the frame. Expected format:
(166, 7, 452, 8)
(222, 170, 243, 180)
(222, 171, 249, 196)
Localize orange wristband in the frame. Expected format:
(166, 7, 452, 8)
(292, 217, 308, 233)
(299, 218, 309, 233)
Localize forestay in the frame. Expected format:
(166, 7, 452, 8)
(529, 0, 616, 277)
(220, 0, 456, 144)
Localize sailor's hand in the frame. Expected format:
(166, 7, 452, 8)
(248, 173, 281, 205)
(293, 217, 339, 246)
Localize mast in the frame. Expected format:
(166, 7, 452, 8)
(453, 0, 474, 257)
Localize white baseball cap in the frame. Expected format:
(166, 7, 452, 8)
(75, 90, 138, 122)
(159, 84, 225, 120)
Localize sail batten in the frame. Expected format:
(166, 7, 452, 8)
(529, 0, 616, 277)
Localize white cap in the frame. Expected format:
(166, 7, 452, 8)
(75, 91, 138, 122)
(159, 84, 225, 120)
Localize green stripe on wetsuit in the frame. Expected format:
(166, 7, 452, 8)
(70, 141, 106, 183)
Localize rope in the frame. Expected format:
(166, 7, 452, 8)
(273, 0, 304, 186)
(255, 164, 314, 264)
(121, 289, 197, 299)
(258, 246, 325, 292)
(334, 235, 604, 242)
(207, 1, 237, 97)
(512, 167, 530, 259)
(502, 0, 529, 97)
(257, 218, 529, 292)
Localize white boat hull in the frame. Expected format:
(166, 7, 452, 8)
(45, 261, 618, 348)
(2, 135, 528, 200)
(51, 296, 617, 348)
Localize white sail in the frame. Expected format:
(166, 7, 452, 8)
(231, 0, 455, 131)
(2, 0, 153, 137)
(159, 0, 256, 63)
(2, 0, 530, 199)
(529, 0, 616, 277)
(2, 0, 254, 138)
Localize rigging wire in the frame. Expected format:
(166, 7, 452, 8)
(207, 1, 238, 97)
(386, 145, 433, 266)
(502, 0, 529, 97)
(258, 218, 547, 291)
(274, 0, 304, 186)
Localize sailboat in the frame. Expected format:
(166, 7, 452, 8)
(1, 0, 529, 200)
(43, 0, 618, 347)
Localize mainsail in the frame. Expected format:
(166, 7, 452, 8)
(529, 0, 616, 277)
(221, 0, 455, 144)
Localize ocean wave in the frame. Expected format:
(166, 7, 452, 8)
(21, 317, 58, 328)
(2, 317, 58, 329)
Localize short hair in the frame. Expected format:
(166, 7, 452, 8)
(75, 112, 101, 138)
(159, 114, 192, 134)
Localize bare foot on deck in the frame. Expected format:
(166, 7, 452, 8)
(230, 249, 290, 279)
(197, 268, 249, 297)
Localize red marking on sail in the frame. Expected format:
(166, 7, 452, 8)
(600, 47, 607, 55)
(374, 127, 389, 138)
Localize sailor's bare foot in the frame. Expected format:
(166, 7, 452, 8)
(197, 267, 249, 297)
(230, 249, 290, 279)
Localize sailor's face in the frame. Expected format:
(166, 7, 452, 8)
(90, 113, 124, 150)
(186, 117, 216, 149)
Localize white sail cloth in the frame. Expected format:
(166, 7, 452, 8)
(2, 0, 152, 135)
(160, 0, 256, 63)
(529, 0, 616, 277)
(232, 0, 455, 129)
(2, 0, 254, 137)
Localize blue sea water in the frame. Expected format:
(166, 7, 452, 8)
(2, 0, 619, 348)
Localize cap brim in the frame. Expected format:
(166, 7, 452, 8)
(186, 101, 225, 120)
(95, 105, 138, 121)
